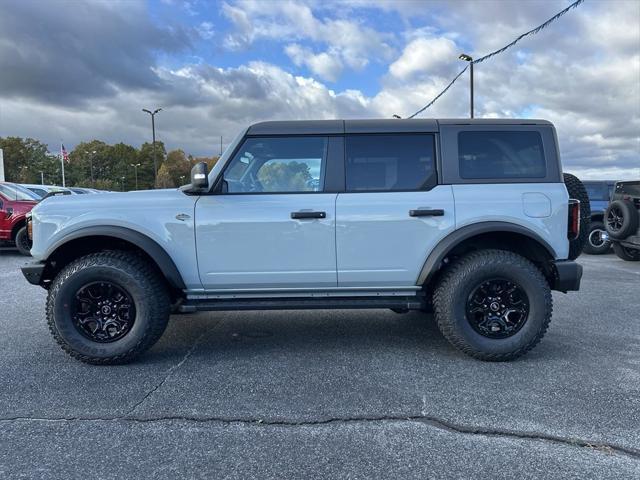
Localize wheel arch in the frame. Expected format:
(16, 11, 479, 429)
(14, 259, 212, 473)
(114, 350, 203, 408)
(10, 217, 27, 240)
(418, 222, 557, 287)
(42, 226, 186, 292)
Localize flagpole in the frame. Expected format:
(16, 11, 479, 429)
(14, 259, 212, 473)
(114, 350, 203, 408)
(60, 142, 66, 187)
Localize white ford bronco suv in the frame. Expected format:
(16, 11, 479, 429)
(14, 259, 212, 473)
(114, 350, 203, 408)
(22, 119, 588, 364)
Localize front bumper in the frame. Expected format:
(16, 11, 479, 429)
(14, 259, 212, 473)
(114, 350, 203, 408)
(551, 260, 582, 292)
(21, 261, 46, 286)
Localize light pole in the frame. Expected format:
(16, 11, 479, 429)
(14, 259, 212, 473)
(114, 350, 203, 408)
(39, 171, 44, 185)
(85, 150, 97, 186)
(121, 176, 126, 191)
(142, 108, 162, 186)
(130, 163, 141, 190)
(458, 53, 474, 118)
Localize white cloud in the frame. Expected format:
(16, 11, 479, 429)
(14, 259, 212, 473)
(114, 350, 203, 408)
(285, 44, 344, 82)
(389, 37, 458, 80)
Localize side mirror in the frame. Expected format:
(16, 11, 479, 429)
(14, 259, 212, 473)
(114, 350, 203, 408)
(190, 162, 209, 189)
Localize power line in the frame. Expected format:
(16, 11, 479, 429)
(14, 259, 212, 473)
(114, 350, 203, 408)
(408, 0, 585, 119)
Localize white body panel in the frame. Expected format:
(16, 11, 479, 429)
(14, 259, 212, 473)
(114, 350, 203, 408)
(453, 183, 569, 259)
(335, 186, 456, 286)
(195, 194, 337, 289)
(30, 190, 202, 289)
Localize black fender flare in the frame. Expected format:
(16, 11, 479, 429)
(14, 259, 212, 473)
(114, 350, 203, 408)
(416, 221, 557, 285)
(45, 226, 186, 290)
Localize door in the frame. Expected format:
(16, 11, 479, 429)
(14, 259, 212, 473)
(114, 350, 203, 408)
(336, 133, 455, 287)
(195, 135, 338, 290)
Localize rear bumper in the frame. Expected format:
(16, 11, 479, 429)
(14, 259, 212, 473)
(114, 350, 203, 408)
(21, 261, 45, 286)
(551, 260, 582, 292)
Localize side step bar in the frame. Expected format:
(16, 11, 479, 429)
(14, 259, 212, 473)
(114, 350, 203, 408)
(178, 296, 426, 313)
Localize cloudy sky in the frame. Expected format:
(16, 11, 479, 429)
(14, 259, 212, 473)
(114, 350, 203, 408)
(0, 0, 638, 178)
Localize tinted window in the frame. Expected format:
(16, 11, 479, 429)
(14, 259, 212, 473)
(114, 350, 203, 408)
(345, 134, 436, 191)
(584, 183, 610, 201)
(223, 137, 327, 193)
(458, 131, 546, 179)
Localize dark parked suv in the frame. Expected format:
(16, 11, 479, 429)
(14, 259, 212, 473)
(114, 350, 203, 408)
(583, 180, 616, 255)
(604, 181, 640, 261)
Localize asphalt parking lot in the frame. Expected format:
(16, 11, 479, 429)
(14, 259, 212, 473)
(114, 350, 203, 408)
(0, 249, 638, 479)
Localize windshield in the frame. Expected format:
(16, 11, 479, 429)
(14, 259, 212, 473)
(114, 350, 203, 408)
(0, 183, 40, 201)
(207, 128, 247, 186)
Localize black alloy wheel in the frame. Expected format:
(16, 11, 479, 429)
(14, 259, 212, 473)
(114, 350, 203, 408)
(465, 278, 529, 339)
(606, 204, 625, 235)
(71, 281, 136, 342)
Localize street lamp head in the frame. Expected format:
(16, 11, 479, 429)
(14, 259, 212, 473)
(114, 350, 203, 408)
(459, 53, 473, 62)
(153, 108, 162, 115)
(142, 108, 152, 114)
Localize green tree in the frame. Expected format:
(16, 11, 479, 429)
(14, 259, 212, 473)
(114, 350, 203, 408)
(139, 141, 166, 189)
(257, 161, 312, 192)
(0, 137, 59, 184)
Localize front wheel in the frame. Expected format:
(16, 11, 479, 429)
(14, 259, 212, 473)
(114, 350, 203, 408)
(612, 243, 640, 261)
(583, 221, 611, 255)
(47, 251, 171, 364)
(433, 250, 552, 361)
(15, 226, 32, 256)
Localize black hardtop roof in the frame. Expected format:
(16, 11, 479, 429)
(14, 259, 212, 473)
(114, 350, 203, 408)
(247, 118, 553, 135)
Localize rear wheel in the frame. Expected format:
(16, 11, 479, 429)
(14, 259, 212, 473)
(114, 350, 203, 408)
(15, 226, 32, 256)
(583, 221, 611, 255)
(612, 243, 640, 261)
(47, 251, 171, 364)
(433, 250, 552, 361)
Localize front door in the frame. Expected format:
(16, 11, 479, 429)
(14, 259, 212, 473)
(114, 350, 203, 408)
(195, 135, 337, 290)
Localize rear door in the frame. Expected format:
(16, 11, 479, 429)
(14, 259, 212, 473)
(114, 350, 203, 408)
(335, 132, 455, 287)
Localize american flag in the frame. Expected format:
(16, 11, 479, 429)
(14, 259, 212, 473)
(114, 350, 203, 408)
(61, 144, 69, 162)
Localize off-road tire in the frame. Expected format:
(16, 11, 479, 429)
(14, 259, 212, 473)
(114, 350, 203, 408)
(563, 173, 590, 260)
(583, 220, 611, 255)
(46, 251, 170, 364)
(433, 249, 552, 361)
(612, 243, 640, 261)
(14, 226, 31, 256)
(605, 200, 639, 240)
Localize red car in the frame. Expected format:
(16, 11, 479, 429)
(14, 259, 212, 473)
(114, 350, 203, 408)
(0, 182, 39, 255)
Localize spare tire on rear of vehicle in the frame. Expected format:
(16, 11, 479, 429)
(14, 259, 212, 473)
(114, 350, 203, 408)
(563, 173, 591, 260)
(605, 199, 639, 240)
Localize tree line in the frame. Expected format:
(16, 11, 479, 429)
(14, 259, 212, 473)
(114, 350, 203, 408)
(0, 137, 219, 191)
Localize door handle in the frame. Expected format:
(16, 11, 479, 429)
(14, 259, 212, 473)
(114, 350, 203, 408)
(409, 209, 444, 217)
(291, 211, 326, 219)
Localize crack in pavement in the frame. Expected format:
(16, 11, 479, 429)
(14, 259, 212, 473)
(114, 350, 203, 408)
(127, 320, 222, 415)
(1, 413, 638, 460)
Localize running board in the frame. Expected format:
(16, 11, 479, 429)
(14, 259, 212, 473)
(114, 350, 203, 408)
(178, 296, 426, 313)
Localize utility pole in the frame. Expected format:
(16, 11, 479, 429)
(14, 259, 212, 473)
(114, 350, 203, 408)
(130, 163, 141, 190)
(458, 53, 474, 118)
(40, 171, 44, 185)
(142, 108, 162, 186)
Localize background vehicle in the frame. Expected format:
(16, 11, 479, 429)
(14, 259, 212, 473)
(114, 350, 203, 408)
(604, 180, 640, 261)
(23, 119, 587, 364)
(0, 182, 39, 255)
(68, 187, 101, 194)
(582, 180, 616, 255)
(21, 184, 77, 199)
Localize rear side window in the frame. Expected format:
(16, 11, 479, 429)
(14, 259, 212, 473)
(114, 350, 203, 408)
(584, 183, 610, 201)
(458, 131, 546, 179)
(345, 134, 436, 192)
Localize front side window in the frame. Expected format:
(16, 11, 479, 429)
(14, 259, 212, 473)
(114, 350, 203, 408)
(223, 136, 327, 193)
(458, 131, 546, 179)
(345, 134, 437, 192)
(0, 183, 40, 201)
